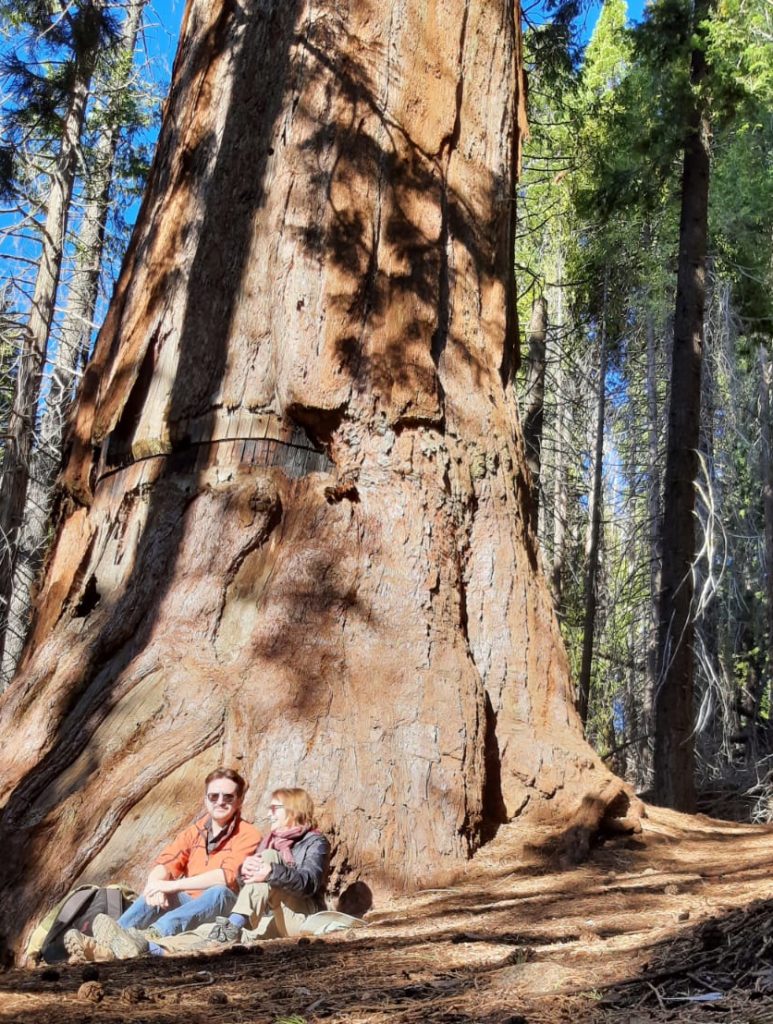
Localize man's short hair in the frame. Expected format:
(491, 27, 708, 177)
(204, 767, 247, 799)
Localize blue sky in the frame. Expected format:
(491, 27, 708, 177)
(143, 0, 648, 84)
(140, 0, 184, 86)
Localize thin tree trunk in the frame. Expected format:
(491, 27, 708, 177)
(694, 276, 723, 763)
(0, 32, 99, 634)
(578, 274, 608, 728)
(0, 0, 639, 959)
(551, 263, 569, 611)
(759, 345, 773, 750)
(642, 300, 661, 784)
(654, 0, 715, 811)
(0, 0, 147, 686)
(522, 295, 548, 533)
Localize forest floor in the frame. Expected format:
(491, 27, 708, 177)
(2, 806, 773, 1024)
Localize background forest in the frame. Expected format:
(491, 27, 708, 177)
(0, 0, 771, 818)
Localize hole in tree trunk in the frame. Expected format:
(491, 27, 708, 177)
(72, 575, 101, 618)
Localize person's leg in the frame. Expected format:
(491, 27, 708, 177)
(117, 895, 170, 931)
(270, 891, 317, 938)
(208, 882, 274, 942)
(151, 886, 236, 937)
(230, 882, 271, 929)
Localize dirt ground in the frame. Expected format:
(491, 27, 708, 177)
(2, 806, 773, 1024)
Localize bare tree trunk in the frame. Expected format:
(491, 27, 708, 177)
(693, 277, 724, 769)
(578, 275, 608, 728)
(0, 0, 148, 687)
(641, 301, 661, 784)
(0, 0, 638, 960)
(551, 264, 569, 611)
(0, 35, 99, 636)
(759, 345, 773, 748)
(522, 296, 548, 534)
(654, 0, 715, 811)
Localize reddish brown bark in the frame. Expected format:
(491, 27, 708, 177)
(0, 0, 636, 959)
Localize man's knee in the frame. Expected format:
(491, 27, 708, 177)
(199, 885, 236, 913)
(207, 885, 234, 901)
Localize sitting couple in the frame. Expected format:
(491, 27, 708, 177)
(65, 768, 329, 961)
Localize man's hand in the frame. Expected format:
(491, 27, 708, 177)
(144, 877, 176, 907)
(145, 889, 170, 908)
(241, 855, 272, 884)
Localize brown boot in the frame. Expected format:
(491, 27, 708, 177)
(63, 929, 115, 962)
(92, 914, 150, 959)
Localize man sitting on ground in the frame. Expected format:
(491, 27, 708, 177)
(65, 767, 261, 960)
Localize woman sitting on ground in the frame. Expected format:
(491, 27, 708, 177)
(208, 786, 329, 942)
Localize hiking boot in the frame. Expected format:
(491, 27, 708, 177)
(92, 914, 150, 959)
(207, 916, 242, 943)
(63, 929, 114, 963)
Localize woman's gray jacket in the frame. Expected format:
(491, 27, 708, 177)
(266, 831, 330, 910)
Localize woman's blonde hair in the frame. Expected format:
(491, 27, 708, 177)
(273, 787, 317, 828)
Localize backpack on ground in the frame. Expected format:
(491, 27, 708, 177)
(26, 883, 137, 964)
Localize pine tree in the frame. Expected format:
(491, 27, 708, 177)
(0, 0, 150, 684)
(0, 1, 119, 653)
(654, 0, 718, 811)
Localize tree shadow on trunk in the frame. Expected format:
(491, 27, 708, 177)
(0, 0, 525, 954)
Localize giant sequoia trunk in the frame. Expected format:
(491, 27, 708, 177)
(0, 0, 636, 958)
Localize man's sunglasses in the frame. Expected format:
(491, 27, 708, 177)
(206, 792, 238, 803)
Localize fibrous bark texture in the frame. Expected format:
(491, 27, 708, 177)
(0, 0, 635, 957)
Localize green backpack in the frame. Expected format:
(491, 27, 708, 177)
(25, 883, 137, 963)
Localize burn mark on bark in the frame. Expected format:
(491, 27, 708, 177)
(431, 182, 451, 367)
(431, 1, 467, 369)
(481, 693, 508, 840)
(49, 526, 98, 631)
(499, 0, 521, 388)
(103, 328, 160, 467)
(438, 0, 468, 163)
(324, 480, 359, 504)
(286, 401, 346, 449)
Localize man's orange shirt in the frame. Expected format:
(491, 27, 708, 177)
(154, 814, 262, 895)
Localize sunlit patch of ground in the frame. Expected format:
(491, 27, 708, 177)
(1, 807, 773, 1024)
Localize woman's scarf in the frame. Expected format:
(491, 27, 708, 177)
(258, 825, 320, 865)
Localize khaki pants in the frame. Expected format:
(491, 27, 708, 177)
(156, 849, 316, 951)
(235, 881, 317, 940)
